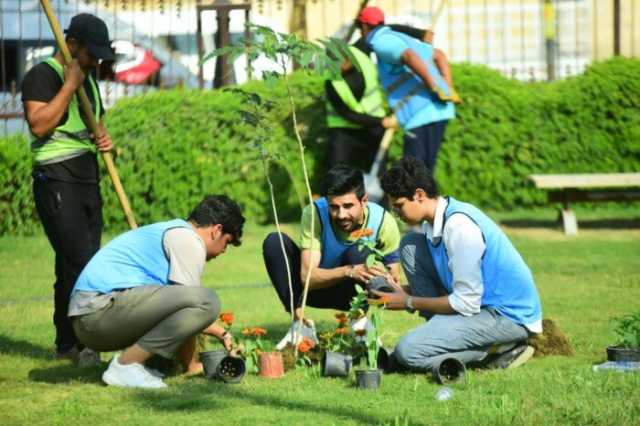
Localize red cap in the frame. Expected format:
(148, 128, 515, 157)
(357, 6, 385, 25)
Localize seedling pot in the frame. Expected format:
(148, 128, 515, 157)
(432, 357, 466, 385)
(607, 346, 640, 362)
(259, 352, 285, 378)
(199, 349, 227, 380)
(355, 369, 382, 389)
(217, 356, 246, 384)
(322, 351, 353, 377)
(368, 276, 394, 297)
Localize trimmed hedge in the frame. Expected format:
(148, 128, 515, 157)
(1, 58, 639, 235)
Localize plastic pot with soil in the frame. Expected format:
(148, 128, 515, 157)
(217, 356, 246, 383)
(432, 357, 466, 385)
(259, 351, 285, 378)
(199, 349, 227, 380)
(322, 351, 353, 377)
(355, 369, 382, 390)
(606, 346, 640, 362)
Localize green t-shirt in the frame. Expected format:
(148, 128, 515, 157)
(299, 203, 401, 261)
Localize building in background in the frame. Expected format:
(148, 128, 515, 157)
(2, 0, 639, 134)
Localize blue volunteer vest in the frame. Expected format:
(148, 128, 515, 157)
(427, 197, 542, 328)
(368, 26, 455, 129)
(73, 219, 193, 294)
(314, 197, 385, 269)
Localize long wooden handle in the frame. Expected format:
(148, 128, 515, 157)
(40, 0, 137, 229)
(368, 126, 395, 178)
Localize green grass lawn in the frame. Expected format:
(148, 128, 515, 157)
(1, 213, 639, 425)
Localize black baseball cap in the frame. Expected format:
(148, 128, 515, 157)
(64, 13, 115, 61)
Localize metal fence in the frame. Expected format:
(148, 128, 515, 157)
(1, 0, 638, 136)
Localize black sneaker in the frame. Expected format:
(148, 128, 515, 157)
(485, 344, 535, 369)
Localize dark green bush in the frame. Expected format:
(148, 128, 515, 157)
(1, 58, 638, 235)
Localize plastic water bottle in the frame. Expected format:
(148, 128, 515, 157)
(592, 361, 640, 372)
(435, 386, 454, 401)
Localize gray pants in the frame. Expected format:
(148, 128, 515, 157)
(72, 285, 220, 358)
(395, 232, 529, 371)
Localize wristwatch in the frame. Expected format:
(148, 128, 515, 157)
(405, 296, 416, 313)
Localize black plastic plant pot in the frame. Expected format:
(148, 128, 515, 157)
(199, 349, 227, 380)
(377, 347, 392, 373)
(368, 276, 394, 297)
(216, 356, 246, 384)
(607, 346, 640, 362)
(432, 357, 466, 385)
(355, 369, 382, 390)
(322, 351, 353, 377)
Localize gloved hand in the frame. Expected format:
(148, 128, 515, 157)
(449, 87, 463, 104)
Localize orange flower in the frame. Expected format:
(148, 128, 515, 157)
(335, 312, 348, 325)
(251, 327, 267, 337)
(370, 295, 391, 306)
(298, 340, 312, 353)
(335, 327, 349, 336)
(350, 227, 374, 239)
(355, 329, 367, 337)
(219, 312, 234, 326)
(298, 336, 316, 353)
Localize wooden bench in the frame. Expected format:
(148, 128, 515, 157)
(528, 173, 640, 235)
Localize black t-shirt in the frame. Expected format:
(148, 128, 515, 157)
(21, 61, 105, 184)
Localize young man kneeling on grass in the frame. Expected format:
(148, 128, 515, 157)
(374, 157, 542, 372)
(263, 165, 402, 349)
(68, 195, 245, 388)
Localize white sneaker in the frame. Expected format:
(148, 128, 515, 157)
(144, 366, 166, 379)
(349, 317, 383, 346)
(102, 355, 167, 389)
(276, 319, 319, 350)
(350, 317, 374, 343)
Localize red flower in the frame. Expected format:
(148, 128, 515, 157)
(335, 312, 348, 325)
(219, 312, 234, 326)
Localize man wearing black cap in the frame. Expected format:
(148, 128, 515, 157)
(21, 13, 115, 364)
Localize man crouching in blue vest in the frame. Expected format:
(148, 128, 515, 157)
(375, 157, 542, 372)
(263, 165, 402, 349)
(68, 195, 245, 388)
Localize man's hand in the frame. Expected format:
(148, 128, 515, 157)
(63, 59, 86, 91)
(221, 332, 234, 352)
(381, 115, 399, 129)
(92, 122, 113, 152)
(348, 263, 387, 284)
(369, 285, 408, 310)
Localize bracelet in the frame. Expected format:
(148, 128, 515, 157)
(347, 265, 355, 279)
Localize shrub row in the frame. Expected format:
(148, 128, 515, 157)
(1, 58, 638, 235)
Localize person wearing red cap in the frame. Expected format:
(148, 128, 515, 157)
(21, 13, 115, 365)
(357, 6, 458, 172)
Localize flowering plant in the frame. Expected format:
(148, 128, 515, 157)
(318, 312, 356, 354)
(237, 327, 269, 373)
(296, 336, 317, 367)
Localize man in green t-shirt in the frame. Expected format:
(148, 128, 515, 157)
(262, 165, 401, 349)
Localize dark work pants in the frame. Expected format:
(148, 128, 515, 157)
(33, 175, 103, 352)
(327, 126, 386, 172)
(262, 232, 369, 312)
(403, 120, 448, 171)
